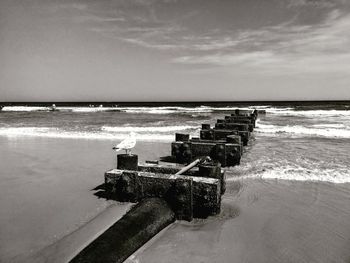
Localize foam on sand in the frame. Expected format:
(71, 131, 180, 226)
(241, 166, 350, 184)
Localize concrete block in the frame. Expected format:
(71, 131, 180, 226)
(117, 154, 138, 170)
(104, 169, 221, 219)
(198, 164, 225, 194)
(215, 143, 226, 166)
(200, 128, 238, 141)
(215, 122, 249, 132)
(171, 141, 241, 167)
(201, 124, 211, 130)
(171, 142, 192, 164)
(175, 133, 190, 142)
(200, 129, 214, 140)
(224, 117, 254, 131)
(192, 178, 221, 217)
(213, 126, 250, 146)
(226, 134, 241, 145)
(171, 178, 193, 221)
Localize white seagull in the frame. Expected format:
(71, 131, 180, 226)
(113, 132, 136, 155)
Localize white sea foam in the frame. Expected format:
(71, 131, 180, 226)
(266, 108, 350, 117)
(227, 166, 350, 184)
(102, 125, 197, 132)
(256, 121, 350, 138)
(2, 106, 52, 112)
(258, 167, 350, 184)
(0, 127, 174, 141)
(312, 123, 345, 128)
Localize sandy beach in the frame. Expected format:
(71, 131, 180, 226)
(0, 136, 168, 262)
(129, 178, 350, 263)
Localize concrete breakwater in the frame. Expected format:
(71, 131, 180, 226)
(70, 109, 259, 263)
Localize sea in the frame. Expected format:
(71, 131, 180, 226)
(0, 101, 349, 262)
(1, 101, 349, 183)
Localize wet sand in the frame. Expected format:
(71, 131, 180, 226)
(1, 136, 350, 262)
(128, 178, 350, 263)
(0, 136, 169, 262)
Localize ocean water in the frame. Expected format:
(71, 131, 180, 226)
(0, 102, 350, 262)
(1, 102, 349, 183)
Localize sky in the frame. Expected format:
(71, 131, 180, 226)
(1, 0, 350, 101)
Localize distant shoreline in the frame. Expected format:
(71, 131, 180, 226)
(1, 100, 350, 107)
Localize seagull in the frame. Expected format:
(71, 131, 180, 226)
(113, 132, 136, 155)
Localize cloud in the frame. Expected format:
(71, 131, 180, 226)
(62, 0, 350, 75)
(287, 0, 347, 8)
(173, 51, 280, 66)
(172, 9, 350, 75)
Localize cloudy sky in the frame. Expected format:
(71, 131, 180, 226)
(1, 0, 350, 101)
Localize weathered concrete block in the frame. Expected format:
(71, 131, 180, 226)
(175, 133, 190, 142)
(215, 122, 249, 132)
(171, 142, 192, 164)
(215, 143, 226, 167)
(200, 129, 215, 140)
(138, 163, 225, 195)
(198, 164, 225, 194)
(237, 131, 249, 146)
(171, 178, 193, 221)
(231, 109, 254, 116)
(117, 154, 138, 170)
(187, 137, 242, 155)
(226, 134, 241, 145)
(104, 169, 221, 219)
(230, 112, 257, 125)
(116, 171, 142, 202)
(225, 114, 255, 122)
(201, 123, 211, 130)
(200, 128, 239, 141)
(192, 177, 221, 217)
(213, 126, 250, 146)
(171, 141, 241, 167)
(224, 117, 254, 131)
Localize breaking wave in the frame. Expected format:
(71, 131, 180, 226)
(256, 121, 350, 138)
(266, 108, 350, 117)
(0, 127, 174, 141)
(102, 125, 197, 132)
(2, 106, 53, 112)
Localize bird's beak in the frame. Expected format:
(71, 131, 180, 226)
(112, 147, 117, 150)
